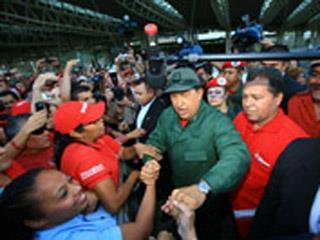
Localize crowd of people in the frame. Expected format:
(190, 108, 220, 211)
(0, 41, 319, 240)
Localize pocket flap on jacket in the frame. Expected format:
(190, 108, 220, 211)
(184, 151, 207, 162)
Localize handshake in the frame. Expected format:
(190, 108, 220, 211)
(139, 160, 200, 240)
(139, 160, 161, 186)
(161, 192, 197, 240)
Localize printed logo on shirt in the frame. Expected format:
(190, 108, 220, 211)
(254, 153, 270, 168)
(80, 163, 105, 180)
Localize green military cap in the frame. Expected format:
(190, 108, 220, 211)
(164, 67, 201, 93)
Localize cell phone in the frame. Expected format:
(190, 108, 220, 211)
(35, 102, 46, 112)
(32, 102, 48, 135)
(45, 57, 53, 64)
(109, 72, 118, 86)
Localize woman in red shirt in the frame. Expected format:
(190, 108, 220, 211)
(54, 101, 161, 214)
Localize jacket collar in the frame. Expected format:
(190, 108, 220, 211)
(171, 101, 207, 139)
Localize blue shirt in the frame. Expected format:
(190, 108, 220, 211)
(34, 207, 122, 240)
(310, 186, 320, 235)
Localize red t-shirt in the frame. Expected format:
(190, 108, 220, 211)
(288, 92, 320, 138)
(61, 135, 121, 189)
(14, 132, 56, 170)
(231, 109, 308, 238)
(15, 145, 55, 170)
(5, 160, 26, 179)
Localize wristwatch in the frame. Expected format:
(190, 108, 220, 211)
(197, 180, 211, 195)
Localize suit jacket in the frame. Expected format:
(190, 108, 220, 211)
(250, 138, 320, 239)
(135, 97, 167, 143)
(130, 97, 171, 200)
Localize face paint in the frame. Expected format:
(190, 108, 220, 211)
(207, 87, 226, 99)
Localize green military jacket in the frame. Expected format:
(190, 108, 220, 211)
(145, 101, 250, 194)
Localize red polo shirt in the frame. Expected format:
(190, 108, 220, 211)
(288, 92, 320, 138)
(14, 132, 56, 170)
(61, 135, 121, 189)
(231, 109, 308, 238)
(15, 145, 55, 170)
(4, 160, 26, 179)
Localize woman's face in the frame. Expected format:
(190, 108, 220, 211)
(207, 86, 227, 107)
(26, 130, 51, 150)
(32, 170, 88, 227)
(81, 118, 105, 142)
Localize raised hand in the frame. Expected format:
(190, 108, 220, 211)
(22, 110, 47, 134)
(33, 72, 58, 91)
(65, 59, 80, 69)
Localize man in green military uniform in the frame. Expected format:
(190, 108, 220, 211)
(144, 67, 250, 239)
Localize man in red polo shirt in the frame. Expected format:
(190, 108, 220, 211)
(231, 66, 309, 239)
(288, 60, 320, 137)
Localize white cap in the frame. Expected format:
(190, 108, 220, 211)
(76, 75, 89, 82)
(310, 60, 320, 68)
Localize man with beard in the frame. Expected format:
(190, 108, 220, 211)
(288, 60, 320, 137)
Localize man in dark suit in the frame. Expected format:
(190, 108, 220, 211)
(250, 138, 320, 239)
(131, 79, 168, 143)
(128, 79, 172, 230)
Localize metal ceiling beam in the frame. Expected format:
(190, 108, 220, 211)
(260, 0, 289, 25)
(209, 0, 231, 30)
(307, 12, 320, 29)
(115, 0, 186, 30)
(285, 0, 320, 28)
(0, 21, 110, 40)
(0, 0, 122, 48)
(0, 34, 115, 49)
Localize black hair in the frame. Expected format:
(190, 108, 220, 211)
(53, 124, 84, 169)
(5, 114, 31, 141)
(0, 89, 20, 100)
(263, 44, 290, 53)
(132, 77, 155, 93)
(194, 62, 213, 75)
(71, 84, 92, 101)
(0, 168, 45, 240)
(247, 66, 284, 95)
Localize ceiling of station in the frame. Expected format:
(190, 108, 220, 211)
(0, 0, 319, 55)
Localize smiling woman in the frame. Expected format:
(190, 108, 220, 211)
(0, 164, 159, 240)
